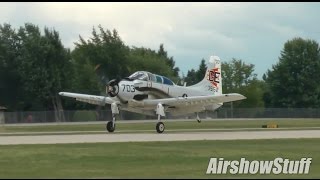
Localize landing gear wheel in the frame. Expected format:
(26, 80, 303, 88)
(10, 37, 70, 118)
(197, 119, 201, 123)
(156, 122, 165, 133)
(106, 121, 115, 133)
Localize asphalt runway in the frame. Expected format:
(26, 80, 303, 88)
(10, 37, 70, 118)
(3, 118, 314, 127)
(0, 129, 320, 145)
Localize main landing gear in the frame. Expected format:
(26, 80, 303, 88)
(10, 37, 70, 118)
(156, 103, 165, 133)
(155, 104, 201, 133)
(196, 112, 201, 123)
(106, 113, 116, 132)
(106, 103, 119, 133)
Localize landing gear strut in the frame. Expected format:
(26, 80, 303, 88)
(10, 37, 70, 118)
(156, 103, 165, 133)
(196, 112, 201, 123)
(106, 103, 119, 133)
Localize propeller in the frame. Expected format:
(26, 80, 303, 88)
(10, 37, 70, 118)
(106, 79, 120, 97)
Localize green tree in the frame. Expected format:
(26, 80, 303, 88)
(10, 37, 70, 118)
(221, 58, 264, 108)
(263, 37, 320, 108)
(16, 23, 73, 121)
(157, 44, 180, 78)
(236, 79, 266, 108)
(222, 58, 256, 92)
(70, 26, 182, 109)
(0, 23, 22, 110)
(184, 69, 197, 86)
(63, 50, 104, 110)
(0, 23, 183, 113)
(73, 25, 130, 82)
(184, 59, 207, 86)
(127, 47, 178, 82)
(0, 23, 73, 116)
(196, 59, 207, 81)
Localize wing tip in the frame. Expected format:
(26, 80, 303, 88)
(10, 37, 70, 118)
(225, 93, 246, 100)
(237, 94, 247, 100)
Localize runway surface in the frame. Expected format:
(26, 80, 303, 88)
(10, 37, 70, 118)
(0, 129, 320, 145)
(3, 118, 314, 127)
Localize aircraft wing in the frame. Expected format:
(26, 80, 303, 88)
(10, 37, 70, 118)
(58, 92, 117, 106)
(128, 93, 246, 108)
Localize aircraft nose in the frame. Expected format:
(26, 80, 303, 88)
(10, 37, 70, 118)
(106, 79, 120, 97)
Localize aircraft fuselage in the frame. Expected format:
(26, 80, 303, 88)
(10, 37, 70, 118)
(111, 79, 221, 116)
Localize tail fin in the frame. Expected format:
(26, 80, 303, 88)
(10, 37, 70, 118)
(190, 55, 222, 95)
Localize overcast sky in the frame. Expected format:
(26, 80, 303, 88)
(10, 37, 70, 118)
(1, 2, 320, 79)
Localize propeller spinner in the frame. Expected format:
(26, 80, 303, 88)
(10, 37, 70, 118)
(106, 79, 120, 97)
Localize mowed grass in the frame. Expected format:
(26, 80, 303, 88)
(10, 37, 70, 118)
(0, 138, 319, 178)
(0, 119, 320, 134)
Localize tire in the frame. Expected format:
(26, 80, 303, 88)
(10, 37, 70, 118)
(156, 122, 165, 133)
(106, 121, 115, 133)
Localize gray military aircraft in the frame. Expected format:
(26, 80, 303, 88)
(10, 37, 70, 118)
(59, 55, 246, 133)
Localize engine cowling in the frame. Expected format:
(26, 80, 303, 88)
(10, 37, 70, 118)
(106, 79, 120, 97)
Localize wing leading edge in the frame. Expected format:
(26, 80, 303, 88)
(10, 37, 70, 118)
(59, 92, 117, 106)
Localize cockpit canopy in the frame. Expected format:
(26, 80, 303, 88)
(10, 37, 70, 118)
(128, 71, 175, 86)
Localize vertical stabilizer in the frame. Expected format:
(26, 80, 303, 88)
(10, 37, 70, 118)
(190, 55, 222, 95)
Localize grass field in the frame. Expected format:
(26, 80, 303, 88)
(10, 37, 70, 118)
(0, 138, 319, 178)
(0, 119, 320, 134)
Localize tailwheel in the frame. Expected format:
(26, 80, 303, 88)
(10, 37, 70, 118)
(106, 121, 115, 133)
(156, 122, 165, 133)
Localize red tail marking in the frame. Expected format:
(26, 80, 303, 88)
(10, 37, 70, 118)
(207, 68, 220, 87)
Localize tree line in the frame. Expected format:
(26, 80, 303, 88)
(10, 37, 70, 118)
(178, 39, 320, 109)
(1, 22, 320, 114)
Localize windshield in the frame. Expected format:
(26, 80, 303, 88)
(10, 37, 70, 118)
(129, 71, 148, 81)
(128, 71, 175, 85)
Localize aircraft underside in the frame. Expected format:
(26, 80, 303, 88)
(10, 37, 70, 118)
(121, 104, 221, 117)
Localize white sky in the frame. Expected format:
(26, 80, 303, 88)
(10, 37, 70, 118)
(1, 2, 320, 78)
